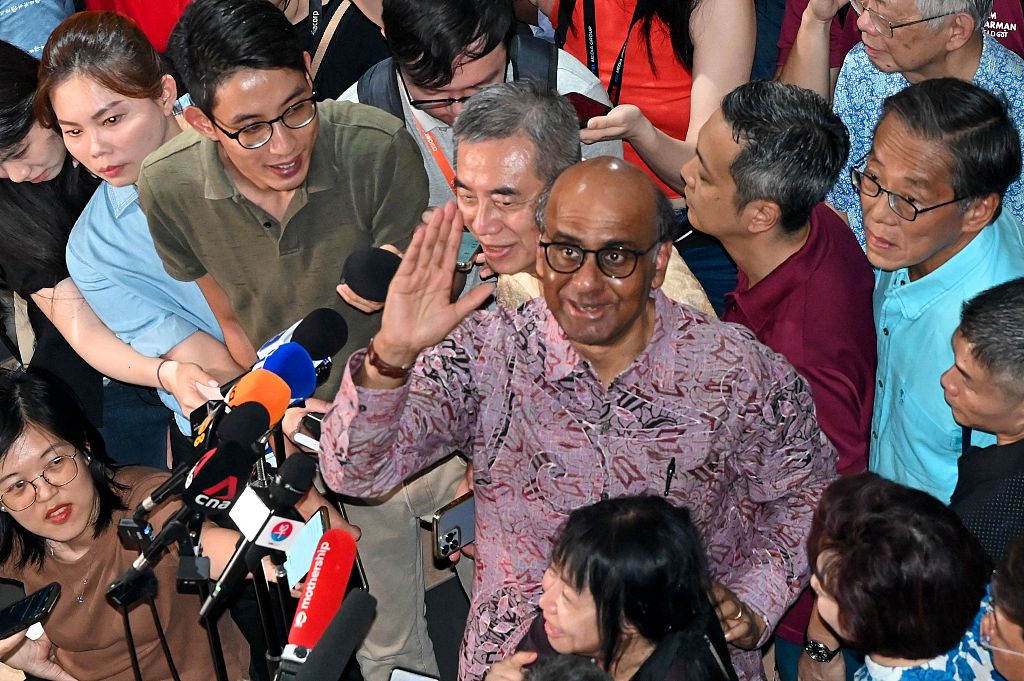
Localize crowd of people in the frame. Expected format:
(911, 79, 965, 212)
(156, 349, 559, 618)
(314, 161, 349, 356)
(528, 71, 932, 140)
(0, 0, 1022, 680)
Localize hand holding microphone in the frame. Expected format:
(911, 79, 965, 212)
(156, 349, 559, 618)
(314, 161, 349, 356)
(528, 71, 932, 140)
(337, 244, 403, 313)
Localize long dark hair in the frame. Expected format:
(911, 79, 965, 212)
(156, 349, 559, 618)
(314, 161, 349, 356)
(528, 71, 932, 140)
(0, 40, 98, 292)
(557, 0, 699, 73)
(550, 496, 725, 681)
(0, 368, 127, 570)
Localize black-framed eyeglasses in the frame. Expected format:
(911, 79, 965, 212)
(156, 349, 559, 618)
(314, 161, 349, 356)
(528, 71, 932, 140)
(539, 241, 660, 279)
(848, 0, 957, 36)
(851, 164, 966, 221)
(207, 94, 318, 150)
(407, 94, 474, 111)
(0, 451, 80, 512)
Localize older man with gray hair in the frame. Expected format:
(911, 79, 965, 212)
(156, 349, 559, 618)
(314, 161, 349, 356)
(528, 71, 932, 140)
(781, 0, 1024, 246)
(453, 80, 712, 313)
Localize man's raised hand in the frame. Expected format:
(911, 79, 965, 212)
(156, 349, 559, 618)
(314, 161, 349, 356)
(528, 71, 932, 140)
(370, 202, 495, 371)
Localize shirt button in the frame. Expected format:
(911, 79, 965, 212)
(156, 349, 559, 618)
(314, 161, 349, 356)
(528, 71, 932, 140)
(262, 221, 272, 230)
(599, 422, 610, 434)
(882, 327, 889, 336)
(872, 430, 878, 439)
(878, 379, 884, 389)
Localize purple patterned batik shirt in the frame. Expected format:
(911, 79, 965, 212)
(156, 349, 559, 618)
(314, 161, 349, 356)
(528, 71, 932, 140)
(321, 290, 837, 681)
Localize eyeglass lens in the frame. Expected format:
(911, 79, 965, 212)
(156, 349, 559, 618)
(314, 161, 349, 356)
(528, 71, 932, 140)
(1, 455, 78, 511)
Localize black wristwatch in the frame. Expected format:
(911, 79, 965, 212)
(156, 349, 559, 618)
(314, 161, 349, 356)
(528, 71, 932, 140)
(803, 637, 841, 663)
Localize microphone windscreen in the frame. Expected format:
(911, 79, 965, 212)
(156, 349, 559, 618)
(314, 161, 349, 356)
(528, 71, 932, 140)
(262, 342, 317, 400)
(292, 308, 348, 360)
(227, 369, 290, 425)
(294, 588, 376, 681)
(269, 454, 317, 511)
(213, 402, 271, 447)
(182, 441, 254, 513)
(287, 529, 359, 650)
(341, 248, 401, 303)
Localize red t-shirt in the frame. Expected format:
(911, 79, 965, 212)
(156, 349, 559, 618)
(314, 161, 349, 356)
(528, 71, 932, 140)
(554, 0, 693, 197)
(722, 204, 875, 643)
(85, 0, 192, 51)
(777, 0, 1024, 69)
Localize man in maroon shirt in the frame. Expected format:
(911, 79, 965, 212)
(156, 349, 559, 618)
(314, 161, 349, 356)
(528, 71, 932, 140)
(681, 80, 876, 681)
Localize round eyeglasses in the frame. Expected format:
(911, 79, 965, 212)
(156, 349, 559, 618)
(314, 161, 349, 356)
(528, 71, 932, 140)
(0, 451, 79, 512)
(848, 0, 957, 36)
(208, 95, 318, 150)
(539, 241, 659, 279)
(851, 167, 965, 221)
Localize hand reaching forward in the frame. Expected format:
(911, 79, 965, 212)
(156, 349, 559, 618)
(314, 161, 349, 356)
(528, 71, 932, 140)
(370, 202, 495, 369)
(580, 104, 650, 145)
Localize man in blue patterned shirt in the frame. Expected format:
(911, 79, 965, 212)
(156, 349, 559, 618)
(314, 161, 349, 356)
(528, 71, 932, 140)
(780, 0, 1024, 246)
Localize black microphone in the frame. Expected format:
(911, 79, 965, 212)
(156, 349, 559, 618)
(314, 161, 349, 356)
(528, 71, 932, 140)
(199, 454, 318, 618)
(341, 248, 401, 303)
(292, 589, 377, 681)
(133, 403, 269, 523)
(181, 440, 263, 515)
(290, 307, 348, 361)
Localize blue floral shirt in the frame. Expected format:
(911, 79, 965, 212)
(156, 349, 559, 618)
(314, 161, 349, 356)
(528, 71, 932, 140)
(829, 33, 1024, 247)
(855, 596, 1003, 681)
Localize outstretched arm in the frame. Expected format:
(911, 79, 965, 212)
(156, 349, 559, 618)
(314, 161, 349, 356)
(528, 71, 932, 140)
(778, 0, 850, 98)
(580, 0, 755, 193)
(32, 279, 218, 415)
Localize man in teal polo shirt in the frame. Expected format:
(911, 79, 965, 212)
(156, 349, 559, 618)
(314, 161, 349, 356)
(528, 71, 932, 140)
(862, 78, 1024, 503)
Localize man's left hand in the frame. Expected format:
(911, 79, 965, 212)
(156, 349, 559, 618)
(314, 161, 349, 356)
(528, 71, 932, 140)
(712, 581, 765, 649)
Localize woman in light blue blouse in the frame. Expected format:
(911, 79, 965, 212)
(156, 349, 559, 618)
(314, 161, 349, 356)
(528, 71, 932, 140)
(34, 11, 244, 444)
(808, 473, 998, 681)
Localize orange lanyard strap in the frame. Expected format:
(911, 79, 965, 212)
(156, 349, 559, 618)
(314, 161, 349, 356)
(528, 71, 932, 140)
(411, 113, 457, 194)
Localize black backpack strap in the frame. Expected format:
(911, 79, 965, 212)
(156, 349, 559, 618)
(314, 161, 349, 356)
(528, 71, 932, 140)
(355, 57, 404, 119)
(508, 34, 558, 91)
(553, 0, 576, 48)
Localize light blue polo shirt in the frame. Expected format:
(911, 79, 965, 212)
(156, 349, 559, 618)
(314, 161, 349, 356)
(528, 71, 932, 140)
(870, 212, 1024, 502)
(66, 181, 223, 434)
(830, 33, 1024, 247)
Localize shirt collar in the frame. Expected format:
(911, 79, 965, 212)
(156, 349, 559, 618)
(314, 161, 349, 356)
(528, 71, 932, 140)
(199, 114, 336, 201)
(542, 289, 677, 390)
(104, 182, 140, 218)
(882, 222, 999, 321)
(727, 216, 824, 335)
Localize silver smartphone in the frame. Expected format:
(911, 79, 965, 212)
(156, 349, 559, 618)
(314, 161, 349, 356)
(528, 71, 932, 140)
(431, 491, 475, 560)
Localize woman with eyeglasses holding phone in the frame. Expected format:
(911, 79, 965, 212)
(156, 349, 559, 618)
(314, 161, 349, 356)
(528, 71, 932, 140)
(34, 11, 244, 451)
(0, 367, 251, 680)
(808, 473, 999, 681)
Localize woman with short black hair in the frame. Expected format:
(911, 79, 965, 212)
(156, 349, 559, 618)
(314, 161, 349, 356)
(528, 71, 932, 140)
(486, 495, 735, 681)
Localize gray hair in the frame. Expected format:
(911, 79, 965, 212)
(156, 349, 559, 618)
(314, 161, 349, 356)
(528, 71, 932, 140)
(915, 0, 990, 33)
(453, 80, 582, 187)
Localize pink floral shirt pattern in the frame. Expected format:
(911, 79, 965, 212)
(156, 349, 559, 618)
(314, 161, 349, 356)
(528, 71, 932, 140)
(321, 291, 837, 681)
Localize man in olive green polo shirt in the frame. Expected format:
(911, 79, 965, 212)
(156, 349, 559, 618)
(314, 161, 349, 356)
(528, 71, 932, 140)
(139, 2, 456, 680)
(141, 3, 427, 382)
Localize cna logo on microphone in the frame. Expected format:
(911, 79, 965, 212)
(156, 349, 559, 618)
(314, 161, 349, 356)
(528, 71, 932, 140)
(193, 477, 239, 512)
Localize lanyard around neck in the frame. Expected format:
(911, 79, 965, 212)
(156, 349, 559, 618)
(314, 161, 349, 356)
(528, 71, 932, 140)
(581, 0, 647, 106)
(399, 75, 457, 194)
